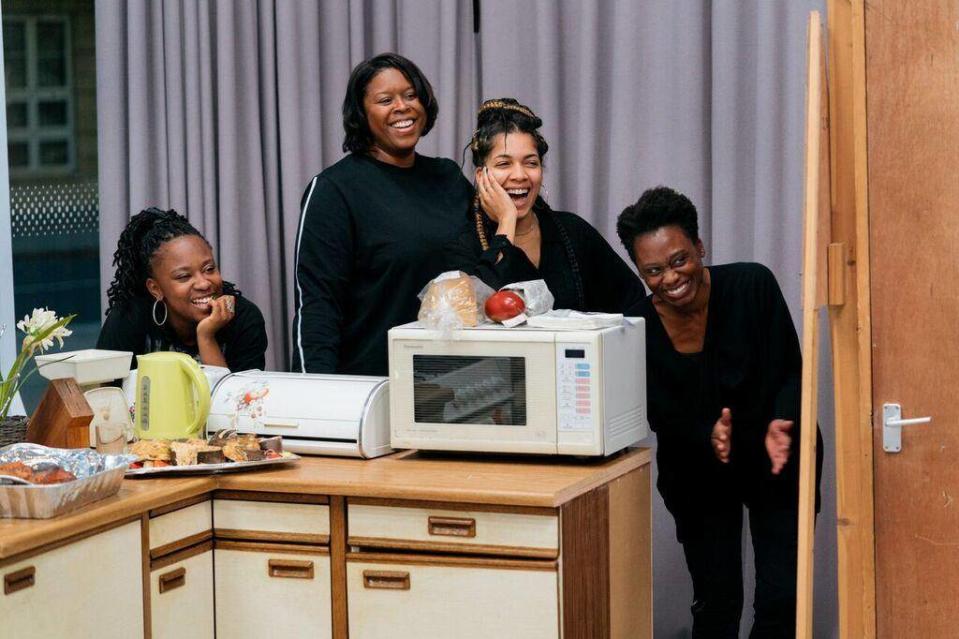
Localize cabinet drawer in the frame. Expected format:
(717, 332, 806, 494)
(347, 555, 559, 639)
(150, 500, 212, 556)
(0, 521, 143, 637)
(347, 500, 558, 558)
(213, 498, 330, 543)
(215, 543, 332, 638)
(151, 546, 214, 639)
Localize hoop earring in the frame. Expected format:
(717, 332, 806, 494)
(152, 298, 168, 326)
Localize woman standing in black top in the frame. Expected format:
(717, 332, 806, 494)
(447, 98, 644, 312)
(291, 53, 472, 375)
(97, 208, 267, 371)
(616, 186, 823, 638)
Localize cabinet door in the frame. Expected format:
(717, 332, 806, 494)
(151, 548, 214, 639)
(0, 520, 144, 637)
(214, 545, 332, 638)
(347, 558, 559, 639)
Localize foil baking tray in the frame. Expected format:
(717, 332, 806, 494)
(0, 443, 137, 519)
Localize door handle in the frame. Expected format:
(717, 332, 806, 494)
(883, 403, 932, 453)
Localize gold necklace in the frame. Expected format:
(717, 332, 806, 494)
(515, 215, 538, 237)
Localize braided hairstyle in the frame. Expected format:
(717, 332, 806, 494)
(105, 207, 237, 315)
(468, 98, 586, 309)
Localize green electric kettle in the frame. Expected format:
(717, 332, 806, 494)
(134, 352, 211, 440)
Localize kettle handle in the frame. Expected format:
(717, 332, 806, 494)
(179, 358, 211, 436)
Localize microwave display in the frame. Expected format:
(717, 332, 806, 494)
(412, 355, 527, 426)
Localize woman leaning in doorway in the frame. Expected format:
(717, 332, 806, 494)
(617, 185, 823, 639)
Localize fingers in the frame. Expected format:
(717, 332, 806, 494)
(711, 409, 732, 464)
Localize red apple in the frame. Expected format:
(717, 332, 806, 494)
(485, 290, 526, 322)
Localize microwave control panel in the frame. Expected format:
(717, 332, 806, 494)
(556, 343, 594, 432)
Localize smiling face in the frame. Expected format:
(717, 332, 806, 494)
(362, 67, 427, 165)
(632, 225, 706, 311)
(479, 132, 543, 218)
(145, 235, 224, 326)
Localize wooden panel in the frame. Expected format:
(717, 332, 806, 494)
(561, 485, 610, 639)
(797, 12, 824, 638)
(0, 521, 144, 637)
(213, 498, 330, 538)
(151, 548, 214, 639)
(26, 377, 93, 449)
(329, 496, 348, 639)
(215, 547, 332, 638)
(866, 1, 959, 637)
(348, 503, 558, 557)
(608, 466, 651, 639)
(149, 500, 212, 555)
(825, 1, 877, 637)
(347, 558, 559, 639)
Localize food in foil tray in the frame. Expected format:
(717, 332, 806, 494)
(0, 460, 78, 485)
(128, 429, 284, 470)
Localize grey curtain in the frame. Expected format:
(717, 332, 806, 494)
(96, 0, 475, 370)
(478, 1, 834, 637)
(96, 1, 835, 636)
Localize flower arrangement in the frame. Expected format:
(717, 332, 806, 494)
(0, 308, 76, 420)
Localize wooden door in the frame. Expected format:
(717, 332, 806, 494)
(866, 1, 959, 636)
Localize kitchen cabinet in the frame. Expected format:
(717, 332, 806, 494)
(214, 542, 333, 638)
(347, 555, 559, 639)
(150, 545, 214, 639)
(0, 449, 651, 639)
(0, 520, 144, 637)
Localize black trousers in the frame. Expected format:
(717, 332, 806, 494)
(678, 500, 799, 639)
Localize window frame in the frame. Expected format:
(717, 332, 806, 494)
(4, 14, 75, 178)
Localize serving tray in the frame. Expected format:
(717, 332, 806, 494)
(125, 451, 300, 477)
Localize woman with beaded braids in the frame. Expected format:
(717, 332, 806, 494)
(447, 98, 644, 312)
(96, 207, 267, 371)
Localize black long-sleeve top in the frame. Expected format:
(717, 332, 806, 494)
(291, 153, 472, 375)
(96, 294, 267, 372)
(446, 209, 645, 313)
(628, 262, 822, 522)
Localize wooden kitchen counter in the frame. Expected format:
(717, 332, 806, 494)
(217, 446, 651, 507)
(0, 447, 650, 562)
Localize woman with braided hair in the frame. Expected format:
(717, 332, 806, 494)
(447, 98, 644, 312)
(96, 207, 267, 371)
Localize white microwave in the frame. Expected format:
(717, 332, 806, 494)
(387, 319, 648, 456)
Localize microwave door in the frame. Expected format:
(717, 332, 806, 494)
(394, 340, 557, 454)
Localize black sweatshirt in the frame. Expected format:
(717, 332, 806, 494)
(628, 262, 822, 523)
(446, 209, 646, 313)
(291, 153, 472, 375)
(96, 294, 267, 372)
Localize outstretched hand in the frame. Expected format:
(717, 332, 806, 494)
(766, 419, 794, 475)
(711, 408, 732, 463)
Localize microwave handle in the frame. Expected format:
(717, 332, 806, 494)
(261, 418, 299, 429)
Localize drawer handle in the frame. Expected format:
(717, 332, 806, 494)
(262, 419, 299, 429)
(428, 516, 476, 538)
(363, 570, 410, 590)
(268, 559, 314, 579)
(158, 567, 186, 594)
(4, 566, 35, 595)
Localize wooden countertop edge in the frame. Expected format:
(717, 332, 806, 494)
(0, 477, 215, 561)
(0, 448, 651, 561)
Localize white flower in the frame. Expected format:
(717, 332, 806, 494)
(17, 307, 73, 353)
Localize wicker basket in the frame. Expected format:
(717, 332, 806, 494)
(0, 417, 29, 448)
